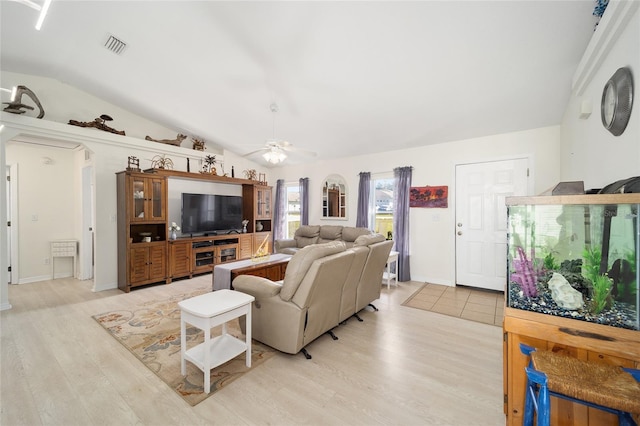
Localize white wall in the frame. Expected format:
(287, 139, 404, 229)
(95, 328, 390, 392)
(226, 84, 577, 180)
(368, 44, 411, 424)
(560, 6, 640, 189)
(273, 126, 561, 285)
(5, 142, 76, 282)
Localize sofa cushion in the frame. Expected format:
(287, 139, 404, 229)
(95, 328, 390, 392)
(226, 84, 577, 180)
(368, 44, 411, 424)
(341, 226, 372, 243)
(280, 241, 346, 301)
(294, 225, 320, 248)
(317, 225, 343, 244)
(353, 233, 386, 247)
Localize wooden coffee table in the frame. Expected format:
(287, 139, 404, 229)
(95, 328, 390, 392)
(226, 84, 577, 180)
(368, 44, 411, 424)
(212, 254, 291, 290)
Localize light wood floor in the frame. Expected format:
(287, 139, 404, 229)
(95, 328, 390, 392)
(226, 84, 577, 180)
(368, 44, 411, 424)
(1, 276, 505, 425)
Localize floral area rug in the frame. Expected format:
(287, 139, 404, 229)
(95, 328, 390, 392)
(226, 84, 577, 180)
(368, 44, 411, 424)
(93, 290, 276, 406)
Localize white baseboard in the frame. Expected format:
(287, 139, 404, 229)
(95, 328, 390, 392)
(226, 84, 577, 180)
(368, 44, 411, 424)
(0, 302, 12, 311)
(92, 281, 118, 292)
(19, 275, 51, 284)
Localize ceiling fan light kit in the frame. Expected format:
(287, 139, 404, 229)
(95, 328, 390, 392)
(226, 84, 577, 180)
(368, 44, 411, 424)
(263, 147, 287, 164)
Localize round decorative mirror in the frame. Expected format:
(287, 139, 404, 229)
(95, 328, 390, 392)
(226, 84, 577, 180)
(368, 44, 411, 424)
(322, 174, 347, 219)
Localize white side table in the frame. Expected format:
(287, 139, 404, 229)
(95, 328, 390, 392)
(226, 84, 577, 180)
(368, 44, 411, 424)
(383, 251, 399, 289)
(50, 240, 77, 279)
(179, 289, 254, 394)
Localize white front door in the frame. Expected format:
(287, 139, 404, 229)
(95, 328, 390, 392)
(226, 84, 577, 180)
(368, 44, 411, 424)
(455, 159, 529, 291)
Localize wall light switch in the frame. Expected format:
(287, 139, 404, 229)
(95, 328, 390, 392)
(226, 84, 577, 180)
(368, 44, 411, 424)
(31, 214, 38, 221)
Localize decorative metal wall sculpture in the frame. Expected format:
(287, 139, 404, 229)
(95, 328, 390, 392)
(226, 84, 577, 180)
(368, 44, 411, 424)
(3, 85, 45, 118)
(68, 114, 125, 135)
(145, 133, 186, 147)
(192, 137, 205, 151)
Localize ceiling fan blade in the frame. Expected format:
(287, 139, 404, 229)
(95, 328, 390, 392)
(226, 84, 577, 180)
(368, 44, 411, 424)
(242, 148, 269, 157)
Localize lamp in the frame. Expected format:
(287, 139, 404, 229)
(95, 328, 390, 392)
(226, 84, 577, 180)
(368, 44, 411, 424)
(9, 0, 52, 30)
(262, 147, 287, 164)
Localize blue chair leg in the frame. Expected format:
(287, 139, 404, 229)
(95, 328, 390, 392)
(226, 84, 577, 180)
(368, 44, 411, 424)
(525, 366, 550, 426)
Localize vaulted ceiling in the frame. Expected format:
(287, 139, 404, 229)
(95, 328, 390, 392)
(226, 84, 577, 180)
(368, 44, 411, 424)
(1, 1, 596, 164)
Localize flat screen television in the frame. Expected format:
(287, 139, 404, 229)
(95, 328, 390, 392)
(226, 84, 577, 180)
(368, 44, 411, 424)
(181, 193, 243, 235)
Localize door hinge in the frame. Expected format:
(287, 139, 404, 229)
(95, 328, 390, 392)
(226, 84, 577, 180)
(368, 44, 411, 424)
(503, 332, 508, 342)
(6, 175, 9, 182)
(504, 394, 508, 404)
(526, 168, 530, 177)
(8, 266, 11, 272)
(7, 221, 10, 227)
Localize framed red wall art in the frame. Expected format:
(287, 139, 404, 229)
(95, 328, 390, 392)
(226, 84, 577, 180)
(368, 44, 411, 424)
(409, 185, 448, 208)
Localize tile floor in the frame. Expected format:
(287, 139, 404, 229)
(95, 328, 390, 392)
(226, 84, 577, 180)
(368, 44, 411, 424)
(407, 282, 505, 326)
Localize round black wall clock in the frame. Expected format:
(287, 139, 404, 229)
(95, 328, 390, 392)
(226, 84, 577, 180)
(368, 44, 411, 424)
(601, 67, 634, 136)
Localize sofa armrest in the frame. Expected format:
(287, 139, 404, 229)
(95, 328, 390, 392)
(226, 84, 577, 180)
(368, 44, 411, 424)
(232, 275, 283, 299)
(274, 238, 297, 253)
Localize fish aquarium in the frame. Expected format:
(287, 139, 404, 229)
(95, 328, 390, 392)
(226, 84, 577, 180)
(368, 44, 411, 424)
(506, 194, 639, 331)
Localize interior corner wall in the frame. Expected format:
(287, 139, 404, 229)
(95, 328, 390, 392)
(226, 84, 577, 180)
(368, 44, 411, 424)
(560, 7, 640, 189)
(6, 142, 76, 282)
(272, 126, 561, 286)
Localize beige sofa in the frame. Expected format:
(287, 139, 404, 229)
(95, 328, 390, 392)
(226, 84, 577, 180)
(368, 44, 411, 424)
(233, 235, 393, 358)
(274, 225, 374, 255)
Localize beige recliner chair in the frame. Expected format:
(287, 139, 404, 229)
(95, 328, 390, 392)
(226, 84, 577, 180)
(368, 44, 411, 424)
(232, 241, 355, 358)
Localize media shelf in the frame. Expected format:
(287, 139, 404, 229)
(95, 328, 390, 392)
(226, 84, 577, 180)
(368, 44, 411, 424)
(117, 169, 272, 292)
(190, 236, 238, 275)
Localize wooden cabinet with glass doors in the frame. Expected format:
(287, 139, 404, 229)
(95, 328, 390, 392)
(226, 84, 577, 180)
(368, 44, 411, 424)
(128, 174, 166, 222)
(116, 171, 169, 292)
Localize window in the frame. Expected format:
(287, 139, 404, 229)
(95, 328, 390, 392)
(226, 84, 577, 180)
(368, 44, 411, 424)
(370, 176, 394, 238)
(285, 183, 301, 238)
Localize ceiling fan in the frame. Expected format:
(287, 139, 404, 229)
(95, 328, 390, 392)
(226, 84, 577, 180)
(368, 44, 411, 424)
(242, 103, 317, 164)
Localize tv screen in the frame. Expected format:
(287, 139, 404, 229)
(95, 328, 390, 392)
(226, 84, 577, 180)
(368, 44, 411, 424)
(181, 193, 243, 234)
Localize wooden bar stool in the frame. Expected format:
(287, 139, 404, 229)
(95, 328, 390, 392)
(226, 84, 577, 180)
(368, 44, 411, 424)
(520, 343, 640, 426)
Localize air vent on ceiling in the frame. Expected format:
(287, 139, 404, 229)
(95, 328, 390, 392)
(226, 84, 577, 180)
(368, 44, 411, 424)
(104, 34, 127, 55)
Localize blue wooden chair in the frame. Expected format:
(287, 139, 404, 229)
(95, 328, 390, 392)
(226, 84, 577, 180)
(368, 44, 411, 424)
(520, 343, 640, 426)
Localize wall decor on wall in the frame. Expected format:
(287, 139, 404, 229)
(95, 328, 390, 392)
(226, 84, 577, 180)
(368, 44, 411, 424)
(244, 169, 257, 180)
(410, 185, 448, 208)
(127, 156, 140, 172)
(145, 133, 186, 147)
(200, 155, 217, 174)
(68, 114, 125, 135)
(2, 85, 45, 118)
(150, 154, 174, 170)
(192, 137, 206, 151)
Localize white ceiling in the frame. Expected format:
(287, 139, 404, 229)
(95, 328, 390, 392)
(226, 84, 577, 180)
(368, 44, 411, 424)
(1, 1, 597, 165)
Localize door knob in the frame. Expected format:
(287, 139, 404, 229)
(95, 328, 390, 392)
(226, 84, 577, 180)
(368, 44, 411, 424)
(457, 231, 463, 236)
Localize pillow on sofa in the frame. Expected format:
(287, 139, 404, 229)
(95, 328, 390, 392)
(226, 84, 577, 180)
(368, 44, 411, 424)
(280, 241, 346, 301)
(353, 233, 386, 247)
(294, 225, 320, 248)
(341, 227, 373, 243)
(317, 225, 343, 244)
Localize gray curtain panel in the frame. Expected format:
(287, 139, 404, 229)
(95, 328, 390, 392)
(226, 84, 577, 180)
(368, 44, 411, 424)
(299, 177, 309, 226)
(273, 179, 286, 241)
(393, 166, 412, 282)
(356, 172, 371, 228)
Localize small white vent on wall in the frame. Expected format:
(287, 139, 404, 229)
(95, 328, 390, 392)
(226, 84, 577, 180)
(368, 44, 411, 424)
(104, 34, 127, 55)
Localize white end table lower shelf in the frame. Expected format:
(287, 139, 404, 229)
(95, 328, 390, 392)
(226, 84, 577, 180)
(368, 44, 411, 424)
(382, 251, 399, 289)
(178, 289, 255, 394)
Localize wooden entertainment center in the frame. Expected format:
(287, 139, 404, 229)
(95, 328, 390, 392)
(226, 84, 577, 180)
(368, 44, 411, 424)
(116, 169, 272, 293)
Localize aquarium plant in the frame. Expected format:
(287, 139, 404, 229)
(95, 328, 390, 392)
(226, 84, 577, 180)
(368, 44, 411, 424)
(591, 274, 613, 314)
(512, 246, 538, 297)
(582, 246, 601, 284)
(582, 246, 613, 314)
(543, 251, 559, 271)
